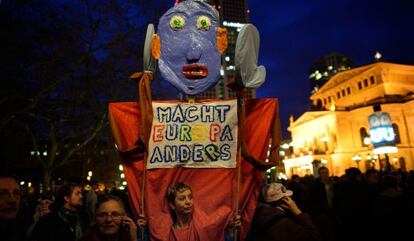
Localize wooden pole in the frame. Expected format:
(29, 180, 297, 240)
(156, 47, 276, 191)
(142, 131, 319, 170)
(234, 89, 246, 241)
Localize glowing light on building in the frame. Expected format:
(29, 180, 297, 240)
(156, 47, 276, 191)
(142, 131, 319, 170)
(222, 21, 245, 31)
(281, 143, 290, 149)
(352, 155, 362, 162)
(320, 136, 329, 142)
(374, 51, 382, 60)
(363, 136, 372, 145)
(373, 146, 398, 155)
(315, 72, 322, 80)
(283, 155, 313, 166)
(278, 173, 288, 180)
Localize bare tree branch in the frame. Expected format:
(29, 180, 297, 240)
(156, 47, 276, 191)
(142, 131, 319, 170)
(55, 111, 108, 168)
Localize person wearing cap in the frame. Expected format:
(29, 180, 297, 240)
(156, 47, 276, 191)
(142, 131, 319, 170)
(29, 183, 86, 241)
(26, 194, 54, 239)
(249, 182, 321, 241)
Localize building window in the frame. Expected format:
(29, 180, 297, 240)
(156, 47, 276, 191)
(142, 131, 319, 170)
(337, 92, 340, 99)
(347, 87, 351, 94)
(328, 96, 332, 103)
(360, 127, 369, 147)
(316, 99, 323, 109)
(364, 78, 368, 87)
(392, 123, 401, 144)
(370, 76, 375, 85)
(358, 82, 362, 90)
(342, 89, 346, 97)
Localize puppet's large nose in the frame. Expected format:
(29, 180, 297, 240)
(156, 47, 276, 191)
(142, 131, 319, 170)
(186, 36, 202, 63)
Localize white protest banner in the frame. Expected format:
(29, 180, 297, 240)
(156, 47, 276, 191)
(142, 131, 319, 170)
(147, 100, 238, 169)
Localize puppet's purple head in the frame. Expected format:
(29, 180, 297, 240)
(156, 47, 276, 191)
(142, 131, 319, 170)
(158, 0, 221, 95)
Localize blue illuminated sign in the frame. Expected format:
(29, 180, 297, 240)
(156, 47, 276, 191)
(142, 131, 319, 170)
(369, 126, 395, 144)
(368, 112, 397, 153)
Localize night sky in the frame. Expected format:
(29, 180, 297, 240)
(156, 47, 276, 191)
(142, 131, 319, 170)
(248, 0, 414, 138)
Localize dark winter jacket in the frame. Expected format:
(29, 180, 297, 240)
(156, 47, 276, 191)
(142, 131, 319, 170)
(249, 204, 321, 241)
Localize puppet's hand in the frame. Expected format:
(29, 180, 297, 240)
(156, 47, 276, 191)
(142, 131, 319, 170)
(242, 147, 276, 171)
(143, 24, 156, 72)
(137, 214, 147, 228)
(226, 213, 241, 238)
(235, 24, 266, 89)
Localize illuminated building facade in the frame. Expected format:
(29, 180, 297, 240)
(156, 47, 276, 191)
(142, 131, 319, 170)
(284, 62, 414, 177)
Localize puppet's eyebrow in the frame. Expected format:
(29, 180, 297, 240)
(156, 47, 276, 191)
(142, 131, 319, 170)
(164, 10, 187, 18)
(164, 9, 218, 22)
(193, 10, 218, 22)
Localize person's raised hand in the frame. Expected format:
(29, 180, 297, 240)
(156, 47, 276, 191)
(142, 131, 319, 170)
(136, 214, 147, 228)
(226, 213, 242, 238)
(232, 214, 241, 229)
(280, 196, 302, 216)
(122, 216, 138, 241)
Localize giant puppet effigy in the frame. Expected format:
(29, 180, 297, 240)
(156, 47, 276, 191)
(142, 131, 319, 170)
(108, 1, 281, 240)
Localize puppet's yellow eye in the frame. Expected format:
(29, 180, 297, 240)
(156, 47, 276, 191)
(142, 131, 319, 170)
(170, 15, 185, 31)
(196, 16, 211, 31)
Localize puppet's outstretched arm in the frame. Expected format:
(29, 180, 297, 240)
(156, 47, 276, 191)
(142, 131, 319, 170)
(130, 24, 157, 147)
(232, 24, 278, 171)
(235, 24, 266, 89)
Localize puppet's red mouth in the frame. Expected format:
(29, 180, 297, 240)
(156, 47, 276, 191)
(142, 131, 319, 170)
(182, 64, 208, 79)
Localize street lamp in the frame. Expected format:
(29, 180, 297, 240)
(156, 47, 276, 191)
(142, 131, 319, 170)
(363, 136, 371, 146)
(352, 154, 362, 169)
(281, 143, 290, 149)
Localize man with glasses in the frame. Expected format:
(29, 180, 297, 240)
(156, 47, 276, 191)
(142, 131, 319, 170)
(30, 183, 86, 241)
(83, 195, 138, 241)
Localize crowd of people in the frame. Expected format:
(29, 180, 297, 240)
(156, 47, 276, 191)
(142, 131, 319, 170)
(281, 167, 414, 241)
(1, 167, 414, 241)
